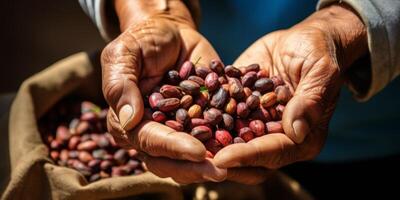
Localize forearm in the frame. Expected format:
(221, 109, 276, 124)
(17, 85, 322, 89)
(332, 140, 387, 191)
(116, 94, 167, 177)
(114, 0, 197, 31)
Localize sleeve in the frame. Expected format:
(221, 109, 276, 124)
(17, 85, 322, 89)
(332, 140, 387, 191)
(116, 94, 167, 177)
(78, 0, 119, 42)
(317, 0, 400, 101)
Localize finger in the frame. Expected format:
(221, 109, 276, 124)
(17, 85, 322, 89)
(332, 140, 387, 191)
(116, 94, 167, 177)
(140, 154, 227, 184)
(101, 35, 144, 131)
(282, 56, 341, 144)
(227, 167, 272, 185)
(179, 29, 221, 66)
(214, 133, 300, 169)
(108, 110, 206, 161)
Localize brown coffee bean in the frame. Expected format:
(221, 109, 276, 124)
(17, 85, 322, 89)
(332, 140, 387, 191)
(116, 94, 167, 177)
(204, 108, 222, 125)
(77, 140, 97, 151)
(175, 108, 189, 126)
(215, 129, 232, 147)
(191, 126, 212, 142)
(195, 66, 212, 78)
(68, 136, 80, 149)
(221, 113, 234, 131)
(268, 107, 278, 120)
(80, 112, 97, 122)
(205, 72, 220, 92)
(246, 95, 260, 110)
(275, 85, 292, 104)
(152, 111, 167, 123)
(239, 127, 254, 142)
(149, 92, 164, 109)
(126, 159, 140, 169)
(233, 137, 245, 143)
(68, 150, 79, 159)
(188, 75, 205, 86)
(165, 70, 181, 85)
(100, 160, 113, 171)
(114, 149, 128, 165)
(243, 87, 252, 99)
(210, 87, 229, 109)
(188, 104, 202, 118)
(180, 95, 193, 109)
(156, 98, 180, 112)
(73, 160, 91, 176)
(249, 120, 265, 137)
(235, 119, 249, 133)
(228, 78, 245, 100)
(75, 121, 90, 135)
(112, 166, 127, 177)
(252, 90, 261, 97)
(100, 171, 111, 178)
(257, 69, 269, 78)
(165, 120, 184, 131)
(50, 151, 59, 160)
(92, 149, 107, 159)
(261, 92, 277, 108)
(266, 121, 283, 133)
(224, 98, 237, 115)
(241, 71, 257, 87)
(237, 102, 250, 118)
(218, 76, 228, 85)
(78, 151, 93, 163)
(224, 65, 241, 78)
(160, 85, 182, 98)
(250, 106, 272, 122)
(209, 59, 224, 75)
(190, 118, 210, 129)
(56, 125, 71, 143)
(254, 78, 274, 93)
(195, 91, 209, 109)
(204, 139, 223, 154)
(95, 135, 110, 148)
(240, 63, 260, 75)
(271, 75, 284, 88)
(60, 149, 69, 161)
(179, 80, 200, 95)
(89, 173, 101, 182)
(179, 61, 195, 80)
(69, 118, 80, 134)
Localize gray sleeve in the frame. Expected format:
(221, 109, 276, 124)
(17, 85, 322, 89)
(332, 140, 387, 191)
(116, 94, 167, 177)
(318, 0, 400, 101)
(79, 0, 119, 42)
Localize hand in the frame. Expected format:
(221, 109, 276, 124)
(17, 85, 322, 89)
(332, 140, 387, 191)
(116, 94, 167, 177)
(101, 0, 226, 184)
(214, 3, 368, 184)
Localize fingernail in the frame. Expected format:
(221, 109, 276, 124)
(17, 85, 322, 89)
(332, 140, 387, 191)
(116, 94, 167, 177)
(119, 104, 134, 130)
(292, 119, 309, 144)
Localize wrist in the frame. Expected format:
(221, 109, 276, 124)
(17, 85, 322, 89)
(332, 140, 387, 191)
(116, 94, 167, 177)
(305, 3, 368, 71)
(114, 0, 196, 32)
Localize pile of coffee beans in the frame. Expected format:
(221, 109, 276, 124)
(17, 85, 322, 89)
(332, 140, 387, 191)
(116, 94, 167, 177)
(40, 100, 144, 182)
(146, 60, 292, 156)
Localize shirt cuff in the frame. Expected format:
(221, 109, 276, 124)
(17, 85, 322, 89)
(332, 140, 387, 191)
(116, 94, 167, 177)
(79, 0, 120, 42)
(317, 0, 392, 102)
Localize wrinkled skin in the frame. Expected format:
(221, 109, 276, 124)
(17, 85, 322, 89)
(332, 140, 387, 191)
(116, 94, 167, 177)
(101, 1, 367, 184)
(101, 12, 228, 183)
(214, 4, 367, 184)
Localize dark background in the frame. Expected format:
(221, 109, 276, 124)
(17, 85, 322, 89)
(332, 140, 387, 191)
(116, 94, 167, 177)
(0, 0, 105, 93)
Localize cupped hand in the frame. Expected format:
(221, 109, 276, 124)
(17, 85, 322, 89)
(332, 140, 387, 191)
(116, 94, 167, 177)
(214, 3, 368, 184)
(101, 1, 226, 183)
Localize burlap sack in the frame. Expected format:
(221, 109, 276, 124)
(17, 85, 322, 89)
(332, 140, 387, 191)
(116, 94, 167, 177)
(1, 52, 183, 200)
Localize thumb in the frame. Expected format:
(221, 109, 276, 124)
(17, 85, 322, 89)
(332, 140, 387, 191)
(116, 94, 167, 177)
(101, 36, 144, 131)
(282, 57, 341, 144)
